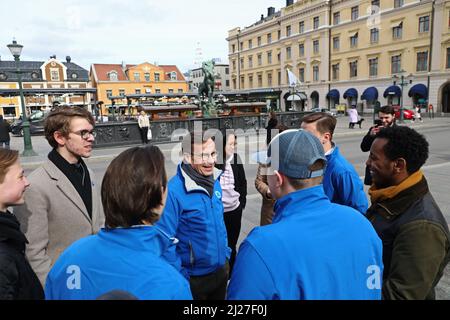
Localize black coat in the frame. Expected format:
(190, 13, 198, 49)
(0, 212, 44, 300)
(215, 154, 247, 210)
(0, 120, 11, 142)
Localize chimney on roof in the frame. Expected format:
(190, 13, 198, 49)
(66, 56, 71, 63)
(121, 61, 126, 70)
(260, 14, 264, 21)
(286, 0, 293, 7)
(154, 61, 158, 66)
(50, 55, 56, 59)
(268, 7, 275, 16)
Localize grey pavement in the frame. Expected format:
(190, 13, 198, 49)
(11, 114, 450, 300)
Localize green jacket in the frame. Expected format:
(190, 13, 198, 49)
(366, 177, 450, 300)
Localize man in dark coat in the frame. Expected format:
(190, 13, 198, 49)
(0, 115, 11, 149)
(365, 126, 450, 299)
(360, 105, 396, 185)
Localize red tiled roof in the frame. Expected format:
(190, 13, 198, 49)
(160, 65, 185, 81)
(92, 64, 128, 81)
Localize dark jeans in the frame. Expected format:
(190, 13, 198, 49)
(224, 205, 243, 276)
(189, 261, 229, 300)
(139, 127, 148, 144)
(0, 141, 10, 149)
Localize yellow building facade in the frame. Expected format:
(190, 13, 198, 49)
(228, 0, 450, 113)
(90, 62, 188, 115)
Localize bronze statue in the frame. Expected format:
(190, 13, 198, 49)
(198, 60, 217, 116)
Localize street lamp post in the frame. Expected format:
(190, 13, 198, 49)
(393, 70, 412, 124)
(7, 40, 37, 156)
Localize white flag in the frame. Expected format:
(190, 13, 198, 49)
(286, 69, 299, 87)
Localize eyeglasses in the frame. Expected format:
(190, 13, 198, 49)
(71, 129, 96, 140)
(192, 152, 217, 161)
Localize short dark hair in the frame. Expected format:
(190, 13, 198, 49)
(101, 146, 167, 228)
(181, 129, 217, 155)
(379, 105, 395, 115)
(44, 106, 95, 148)
(301, 112, 337, 137)
(376, 126, 429, 174)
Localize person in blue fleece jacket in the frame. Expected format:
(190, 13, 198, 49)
(227, 129, 383, 300)
(301, 112, 368, 214)
(45, 146, 192, 300)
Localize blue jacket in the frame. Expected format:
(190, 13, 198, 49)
(157, 164, 231, 278)
(45, 226, 192, 300)
(323, 145, 368, 214)
(227, 185, 383, 300)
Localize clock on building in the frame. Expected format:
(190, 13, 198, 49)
(71, 73, 78, 79)
(0, 73, 7, 80)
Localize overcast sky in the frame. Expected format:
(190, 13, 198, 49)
(0, 0, 285, 73)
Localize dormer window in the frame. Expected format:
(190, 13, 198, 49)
(108, 71, 118, 81)
(170, 71, 177, 80)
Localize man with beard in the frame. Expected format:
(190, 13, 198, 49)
(14, 106, 104, 287)
(361, 105, 396, 186)
(365, 126, 450, 299)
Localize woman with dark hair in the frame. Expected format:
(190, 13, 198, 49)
(0, 149, 44, 299)
(44, 146, 192, 300)
(215, 133, 247, 275)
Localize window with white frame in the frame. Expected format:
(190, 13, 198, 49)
(313, 17, 319, 30)
(299, 43, 304, 56)
(416, 51, 428, 72)
(286, 25, 291, 37)
(350, 33, 358, 48)
(257, 36, 261, 46)
(134, 72, 140, 82)
(154, 73, 160, 82)
(258, 54, 262, 66)
(299, 21, 304, 34)
(108, 71, 118, 81)
(268, 51, 272, 64)
(313, 40, 319, 54)
(119, 89, 125, 97)
(332, 64, 339, 80)
(371, 0, 380, 14)
(144, 73, 150, 82)
(50, 68, 60, 81)
(393, 23, 403, 39)
(299, 68, 305, 83)
(370, 28, 379, 43)
(313, 66, 319, 82)
(369, 58, 378, 76)
(248, 56, 253, 68)
(286, 47, 292, 59)
(267, 33, 272, 43)
(350, 61, 358, 78)
(351, 6, 359, 21)
(419, 16, 430, 33)
(333, 12, 340, 25)
(268, 73, 272, 86)
(391, 55, 401, 74)
(106, 90, 112, 98)
(248, 39, 252, 49)
(333, 37, 340, 50)
(170, 72, 177, 80)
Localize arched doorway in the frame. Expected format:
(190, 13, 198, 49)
(310, 91, 319, 109)
(442, 82, 450, 113)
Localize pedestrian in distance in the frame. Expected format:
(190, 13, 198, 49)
(254, 124, 288, 226)
(428, 104, 434, 119)
(413, 105, 423, 122)
(138, 111, 151, 144)
(157, 130, 230, 300)
(347, 105, 359, 129)
(227, 129, 383, 300)
(265, 111, 278, 146)
(0, 115, 11, 149)
(45, 146, 192, 300)
(301, 112, 368, 214)
(215, 132, 247, 276)
(360, 105, 396, 186)
(14, 106, 105, 287)
(365, 126, 450, 300)
(0, 148, 44, 299)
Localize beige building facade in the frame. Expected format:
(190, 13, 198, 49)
(227, 0, 450, 114)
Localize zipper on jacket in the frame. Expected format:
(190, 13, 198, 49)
(189, 240, 195, 268)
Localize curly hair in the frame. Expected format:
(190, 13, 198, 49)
(376, 126, 429, 174)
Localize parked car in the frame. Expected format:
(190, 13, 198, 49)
(11, 110, 47, 136)
(310, 107, 337, 117)
(392, 105, 415, 120)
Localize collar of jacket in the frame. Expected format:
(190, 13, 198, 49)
(325, 144, 338, 161)
(98, 225, 174, 255)
(272, 185, 330, 223)
(177, 163, 222, 194)
(0, 211, 28, 249)
(368, 175, 429, 218)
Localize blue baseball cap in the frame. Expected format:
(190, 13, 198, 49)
(260, 129, 327, 179)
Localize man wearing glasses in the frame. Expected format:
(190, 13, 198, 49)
(157, 130, 231, 300)
(15, 106, 104, 287)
